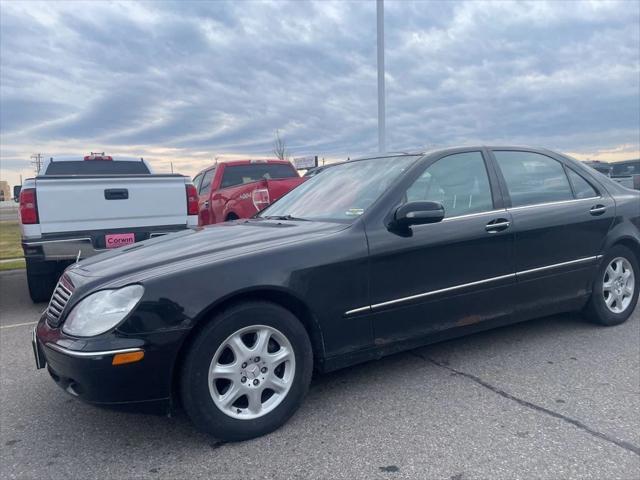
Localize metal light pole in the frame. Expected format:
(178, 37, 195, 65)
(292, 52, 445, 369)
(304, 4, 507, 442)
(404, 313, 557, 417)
(376, 0, 386, 153)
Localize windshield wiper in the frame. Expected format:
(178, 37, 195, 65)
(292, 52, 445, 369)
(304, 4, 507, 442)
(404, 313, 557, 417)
(263, 215, 309, 221)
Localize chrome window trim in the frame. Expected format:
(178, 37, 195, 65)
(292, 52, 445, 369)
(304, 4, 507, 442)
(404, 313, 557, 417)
(410, 209, 507, 229)
(45, 343, 143, 358)
(442, 209, 508, 222)
(507, 196, 601, 212)
(345, 255, 601, 316)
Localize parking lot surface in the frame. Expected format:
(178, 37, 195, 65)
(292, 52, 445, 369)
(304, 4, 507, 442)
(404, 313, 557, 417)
(1, 269, 639, 479)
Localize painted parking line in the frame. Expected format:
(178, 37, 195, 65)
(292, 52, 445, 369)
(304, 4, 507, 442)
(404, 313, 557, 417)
(0, 321, 38, 329)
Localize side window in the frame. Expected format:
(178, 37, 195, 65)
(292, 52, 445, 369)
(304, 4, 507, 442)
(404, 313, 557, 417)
(405, 151, 493, 218)
(566, 168, 598, 199)
(493, 151, 573, 207)
(199, 169, 216, 195)
(192, 173, 204, 192)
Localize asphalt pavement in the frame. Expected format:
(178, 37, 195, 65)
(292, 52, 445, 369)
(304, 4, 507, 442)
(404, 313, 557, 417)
(1, 269, 638, 479)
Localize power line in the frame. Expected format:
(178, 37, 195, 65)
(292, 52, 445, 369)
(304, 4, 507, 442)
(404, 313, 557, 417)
(30, 153, 44, 174)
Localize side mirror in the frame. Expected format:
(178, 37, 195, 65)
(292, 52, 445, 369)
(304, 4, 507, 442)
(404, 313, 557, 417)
(13, 185, 21, 202)
(391, 201, 445, 230)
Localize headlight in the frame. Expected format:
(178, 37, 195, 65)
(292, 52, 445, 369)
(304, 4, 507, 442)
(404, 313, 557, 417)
(62, 285, 144, 337)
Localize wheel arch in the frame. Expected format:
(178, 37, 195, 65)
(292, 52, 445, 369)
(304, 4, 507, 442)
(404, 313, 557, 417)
(170, 286, 325, 406)
(611, 236, 640, 261)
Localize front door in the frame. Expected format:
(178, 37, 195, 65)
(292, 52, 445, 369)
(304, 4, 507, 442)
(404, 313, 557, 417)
(365, 150, 517, 346)
(197, 168, 216, 225)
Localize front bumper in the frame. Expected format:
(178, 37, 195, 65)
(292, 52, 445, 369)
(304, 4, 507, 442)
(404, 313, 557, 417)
(34, 316, 187, 407)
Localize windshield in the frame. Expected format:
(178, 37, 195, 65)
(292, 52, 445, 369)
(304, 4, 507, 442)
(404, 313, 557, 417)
(259, 156, 420, 222)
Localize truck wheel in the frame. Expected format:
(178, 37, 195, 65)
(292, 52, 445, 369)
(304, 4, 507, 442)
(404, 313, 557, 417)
(584, 245, 638, 326)
(225, 213, 239, 222)
(25, 259, 58, 303)
(180, 301, 313, 441)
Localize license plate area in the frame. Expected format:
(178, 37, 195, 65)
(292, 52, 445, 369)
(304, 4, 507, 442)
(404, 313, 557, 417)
(105, 233, 135, 249)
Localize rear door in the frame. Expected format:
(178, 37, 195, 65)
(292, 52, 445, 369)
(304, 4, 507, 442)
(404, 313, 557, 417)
(489, 149, 615, 318)
(364, 149, 517, 345)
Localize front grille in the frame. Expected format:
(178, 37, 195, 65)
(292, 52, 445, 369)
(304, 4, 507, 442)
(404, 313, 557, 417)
(46, 276, 74, 326)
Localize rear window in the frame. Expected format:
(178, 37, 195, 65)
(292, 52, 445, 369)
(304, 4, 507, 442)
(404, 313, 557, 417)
(220, 163, 298, 189)
(44, 160, 150, 175)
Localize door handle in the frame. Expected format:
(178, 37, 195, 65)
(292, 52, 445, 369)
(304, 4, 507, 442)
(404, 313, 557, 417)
(485, 218, 511, 233)
(590, 205, 606, 216)
(104, 188, 128, 200)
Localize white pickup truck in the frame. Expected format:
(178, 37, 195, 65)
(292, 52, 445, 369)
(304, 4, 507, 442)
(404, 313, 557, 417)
(18, 154, 199, 302)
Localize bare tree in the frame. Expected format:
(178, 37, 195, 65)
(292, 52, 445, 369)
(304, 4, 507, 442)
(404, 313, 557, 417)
(273, 130, 288, 161)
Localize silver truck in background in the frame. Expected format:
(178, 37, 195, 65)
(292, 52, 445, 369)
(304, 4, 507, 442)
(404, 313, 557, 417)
(584, 159, 640, 190)
(18, 154, 199, 302)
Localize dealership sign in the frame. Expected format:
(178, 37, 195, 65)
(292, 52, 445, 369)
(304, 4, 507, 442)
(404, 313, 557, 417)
(292, 156, 318, 170)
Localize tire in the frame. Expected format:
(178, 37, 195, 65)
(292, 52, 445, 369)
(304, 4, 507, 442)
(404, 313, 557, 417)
(25, 258, 59, 303)
(180, 301, 313, 441)
(584, 245, 639, 326)
(225, 213, 239, 222)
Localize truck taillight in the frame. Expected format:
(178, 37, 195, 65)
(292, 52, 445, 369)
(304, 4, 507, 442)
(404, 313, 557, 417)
(186, 184, 199, 215)
(19, 188, 39, 224)
(252, 188, 270, 211)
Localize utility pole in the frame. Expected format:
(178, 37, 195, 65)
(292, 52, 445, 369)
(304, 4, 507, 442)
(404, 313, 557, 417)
(376, 0, 386, 153)
(30, 153, 43, 174)
(170, 162, 174, 173)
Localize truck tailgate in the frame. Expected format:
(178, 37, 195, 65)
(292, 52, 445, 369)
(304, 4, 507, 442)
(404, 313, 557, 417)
(35, 176, 187, 233)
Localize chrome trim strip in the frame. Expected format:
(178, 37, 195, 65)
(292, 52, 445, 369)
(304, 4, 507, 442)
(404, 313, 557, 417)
(344, 305, 372, 316)
(24, 237, 93, 245)
(45, 343, 143, 358)
(508, 197, 601, 212)
(344, 255, 603, 316)
(368, 273, 516, 310)
(516, 256, 599, 276)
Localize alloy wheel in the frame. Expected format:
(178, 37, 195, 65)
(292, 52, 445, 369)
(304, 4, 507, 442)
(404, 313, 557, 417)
(208, 325, 295, 420)
(602, 257, 635, 314)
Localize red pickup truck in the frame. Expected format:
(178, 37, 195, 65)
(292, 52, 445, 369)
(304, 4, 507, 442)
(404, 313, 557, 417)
(192, 159, 306, 225)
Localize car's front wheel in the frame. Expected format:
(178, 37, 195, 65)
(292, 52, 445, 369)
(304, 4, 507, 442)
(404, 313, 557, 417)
(180, 301, 313, 441)
(584, 245, 638, 326)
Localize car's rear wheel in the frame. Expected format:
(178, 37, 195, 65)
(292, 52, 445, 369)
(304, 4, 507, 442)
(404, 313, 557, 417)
(180, 301, 313, 441)
(584, 245, 638, 326)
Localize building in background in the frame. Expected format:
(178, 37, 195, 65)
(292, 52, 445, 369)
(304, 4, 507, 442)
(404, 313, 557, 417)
(0, 180, 10, 201)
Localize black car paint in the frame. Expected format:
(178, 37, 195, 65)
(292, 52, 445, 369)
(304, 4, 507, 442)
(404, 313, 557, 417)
(35, 146, 640, 409)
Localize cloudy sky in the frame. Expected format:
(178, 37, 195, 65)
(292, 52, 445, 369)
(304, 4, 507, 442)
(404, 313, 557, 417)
(1, 0, 639, 186)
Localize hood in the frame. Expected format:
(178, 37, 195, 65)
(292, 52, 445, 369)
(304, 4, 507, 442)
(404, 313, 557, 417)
(69, 219, 347, 283)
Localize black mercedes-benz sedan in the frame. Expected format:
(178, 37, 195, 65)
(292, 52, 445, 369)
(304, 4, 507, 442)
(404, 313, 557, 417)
(33, 146, 640, 441)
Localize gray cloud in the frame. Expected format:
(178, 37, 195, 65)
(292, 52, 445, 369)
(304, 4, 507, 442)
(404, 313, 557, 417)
(0, 0, 638, 184)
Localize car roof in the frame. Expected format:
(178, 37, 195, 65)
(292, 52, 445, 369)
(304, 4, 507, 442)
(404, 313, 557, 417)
(346, 145, 564, 164)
